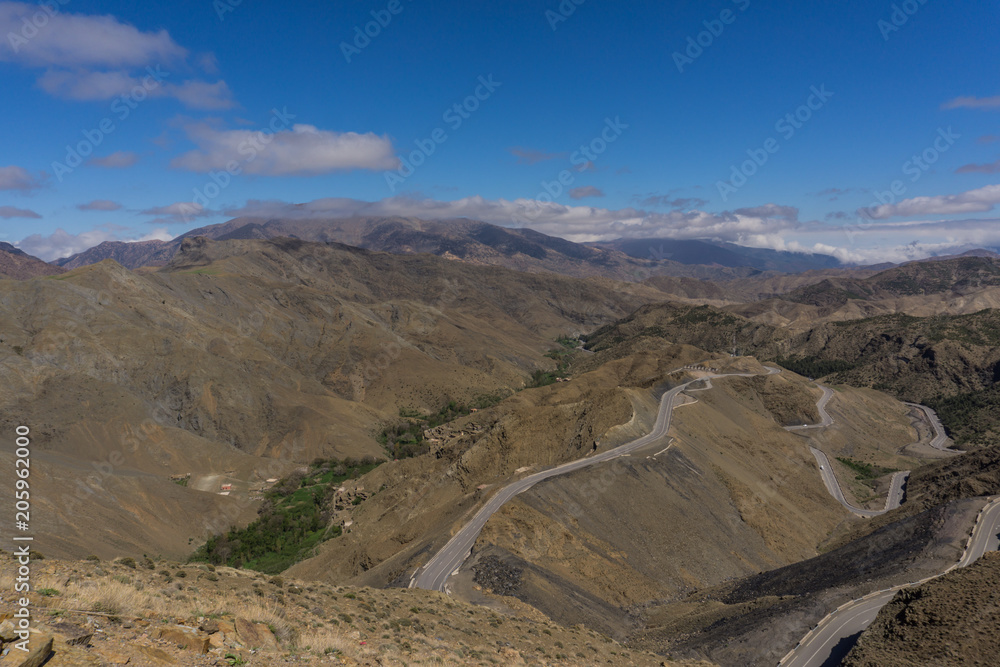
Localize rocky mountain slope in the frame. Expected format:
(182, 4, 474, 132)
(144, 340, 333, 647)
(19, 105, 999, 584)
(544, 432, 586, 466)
(0, 242, 64, 279)
(843, 551, 1000, 666)
(591, 238, 841, 273)
(53, 217, 667, 281)
(0, 236, 666, 560)
(54, 239, 175, 270)
(582, 299, 1000, 446)
(52, 216, 849, 286)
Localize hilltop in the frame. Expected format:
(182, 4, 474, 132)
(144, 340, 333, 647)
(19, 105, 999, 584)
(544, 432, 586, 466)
(0, 552, 708, 666)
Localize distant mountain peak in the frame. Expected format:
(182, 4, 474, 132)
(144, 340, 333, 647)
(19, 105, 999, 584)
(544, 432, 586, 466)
(0, 242, 65, 279)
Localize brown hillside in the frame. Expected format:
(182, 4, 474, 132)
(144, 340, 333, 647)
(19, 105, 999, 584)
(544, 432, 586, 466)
(843, 551, 1000, 666)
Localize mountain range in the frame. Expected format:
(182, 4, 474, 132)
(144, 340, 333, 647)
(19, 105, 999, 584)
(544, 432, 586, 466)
(2, 219, 1000, 666)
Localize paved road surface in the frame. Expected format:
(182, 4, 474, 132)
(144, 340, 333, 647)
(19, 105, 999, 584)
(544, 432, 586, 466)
(808, 447, 909, 517)
(904, 402, 962, 453)
(411, 365, 775, 592)
(780, 497, 1000, 667)
(788, 386, 912, 518)
(785, 385, 835, 430)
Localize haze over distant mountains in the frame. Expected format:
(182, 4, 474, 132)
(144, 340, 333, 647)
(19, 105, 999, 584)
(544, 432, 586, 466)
(1, 216, 993, 289)
(46, 216, 845, 278)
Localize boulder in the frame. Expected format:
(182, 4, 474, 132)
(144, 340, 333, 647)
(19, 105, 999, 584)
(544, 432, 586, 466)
(0, 619, 17, 642)
(154, 625, 209, 653)
(138, 646, 176, 664)
(11, 634, 53, 667)
(49, 622, 93, 646)
(233, 617, 279, 649)
(198, 618, 219, 634)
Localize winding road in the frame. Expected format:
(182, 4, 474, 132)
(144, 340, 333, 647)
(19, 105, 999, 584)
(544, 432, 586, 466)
(778, 388, 989, 666)
(785, 385, 835, 431)
(904, 402, 962, 453)
(411, 364, 776, 592)
(783, 384, 955, 518)
(806, 447, 908, 517)
(780, 497, 1000, 667)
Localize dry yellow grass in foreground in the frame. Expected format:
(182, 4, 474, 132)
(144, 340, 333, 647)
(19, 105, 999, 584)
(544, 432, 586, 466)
(0, 552, 711, 666)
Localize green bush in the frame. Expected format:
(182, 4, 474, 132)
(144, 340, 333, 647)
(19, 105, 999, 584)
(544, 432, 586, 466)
(189, 458, 380, 573)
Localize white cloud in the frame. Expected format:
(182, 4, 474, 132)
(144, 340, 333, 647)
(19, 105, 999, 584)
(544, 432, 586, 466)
(0, 164, 45, 191)
(38, 69, 235, 109)
(16, 225, 173, 261)
(37, 68, 140, 99)
(862, 184, 1000, 219)
(77, 199, 122, 211)
(0, 1, 187, 67)
(0, 205, 40, 218)
(942, 96, 1000, 110)
(0, 3, 233, 109)
(86, 151, 138, 169)
(170, 122, 398, 175)
(141, 201, 208, 218)
(166, 80, 234, 110)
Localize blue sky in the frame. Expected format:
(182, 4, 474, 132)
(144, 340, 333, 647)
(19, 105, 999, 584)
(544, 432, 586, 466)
(1, 0, 998, 263)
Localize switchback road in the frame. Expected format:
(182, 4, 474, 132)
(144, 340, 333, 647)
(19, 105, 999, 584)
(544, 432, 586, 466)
(786, 385, 913, 517)
(411, 364, 777, 592)
(808, 447, 908, 517)
(904, 402, 961, 453)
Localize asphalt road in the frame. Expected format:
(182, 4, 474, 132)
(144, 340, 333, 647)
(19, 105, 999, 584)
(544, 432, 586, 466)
(807, 447, 908, 518)
(785, 385, 835, 431)
(787, 384, 915, 519)
(904, 402, 961, 453)
(411, 365, 774, 592)
(780, 497, 1000, 667)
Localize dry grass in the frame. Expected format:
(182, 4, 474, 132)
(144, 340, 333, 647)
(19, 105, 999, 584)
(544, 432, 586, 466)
(58, 578, 159, 618)
(0, 555, 678, 666)
(229, 597, 293, 643)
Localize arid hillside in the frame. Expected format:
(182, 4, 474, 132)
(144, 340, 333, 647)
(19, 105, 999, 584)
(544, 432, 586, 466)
(0, 242, 64, 279)
(0, 236, 669, 560)
(844, 551, 1000, 666)
(582, 300, 1000, 446)
(0, 553, 711, 667)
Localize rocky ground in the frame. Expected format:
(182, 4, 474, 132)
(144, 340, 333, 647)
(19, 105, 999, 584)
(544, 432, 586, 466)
(0, 553, 709, 667)
(843, 551, 1000, 666)
(631, 498, 985, 665)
